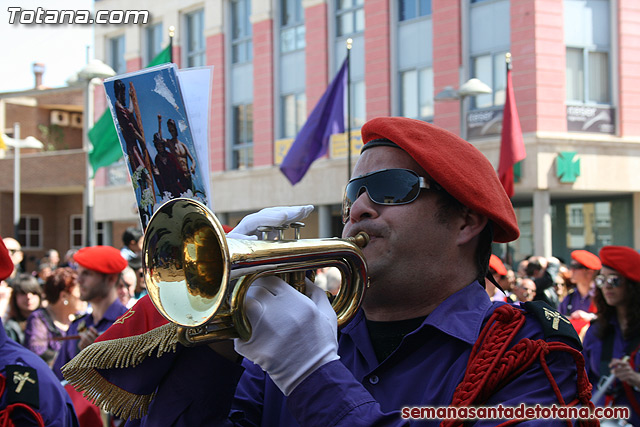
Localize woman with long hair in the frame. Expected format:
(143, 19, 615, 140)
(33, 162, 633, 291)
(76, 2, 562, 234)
(583, 246, 640, 425)
(24, 267, 84, 366)
(3, 273, 42, 344)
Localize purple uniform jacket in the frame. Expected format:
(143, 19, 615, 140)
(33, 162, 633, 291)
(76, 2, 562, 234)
(53, 299, 128, 380)
(127, 282, 581, 426)
(558, 289, 595, 316)
(582, 318, 640, 426)
(0, 318, 79, 427)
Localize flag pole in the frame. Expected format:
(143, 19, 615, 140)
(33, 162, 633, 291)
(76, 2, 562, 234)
(346, 38, 352, 180)
(169, 26, 175, 63)
(505, 52, 512, 267)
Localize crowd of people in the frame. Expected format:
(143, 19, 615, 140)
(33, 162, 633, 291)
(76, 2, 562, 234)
(1, 117, 640, 426)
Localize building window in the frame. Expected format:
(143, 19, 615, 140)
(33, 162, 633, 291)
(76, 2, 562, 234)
(231, 0, 253, 64)
(281, 0, 305, 52)
(18, 215, 42, 250)
(471, 51, 508, 109)
(232, 103, 254, 169)
(185, 10, 205, 67)
(146, 22, 163, 65)
(70, 215, 83, 249)
(282, 93, 306, 138)
(566, 48, 610, 104)
(337, 0, 364, 37)
(399, 0, 432, 21)
(109, 35, 126, 74)
(400, 67, 433, 120)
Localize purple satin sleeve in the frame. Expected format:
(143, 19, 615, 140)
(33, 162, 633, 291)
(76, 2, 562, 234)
(127, 345, 244, 427)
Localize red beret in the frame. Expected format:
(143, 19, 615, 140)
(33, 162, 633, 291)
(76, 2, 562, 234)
(361, 117, 519, 243)
(74, 246, 128, 274)
(599, 246, 640, 282)
(571, 250, 601, 270)
(489, 254, 508, 276)
(0, 238, 13, 281)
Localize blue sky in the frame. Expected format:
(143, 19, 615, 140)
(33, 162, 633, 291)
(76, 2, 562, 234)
(0, 0, 94, 92)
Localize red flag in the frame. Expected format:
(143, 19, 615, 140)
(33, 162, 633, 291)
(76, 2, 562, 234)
(498, 65, 526, 198)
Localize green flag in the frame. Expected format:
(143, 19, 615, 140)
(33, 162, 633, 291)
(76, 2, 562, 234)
(88, 44, 172, 177)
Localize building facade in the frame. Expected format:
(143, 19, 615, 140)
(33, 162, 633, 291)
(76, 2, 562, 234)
(91, 0, 640, 265)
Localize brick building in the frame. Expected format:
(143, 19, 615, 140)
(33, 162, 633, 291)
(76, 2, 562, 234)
(88, 0, 640, 265)
(0, 65, 88, 273)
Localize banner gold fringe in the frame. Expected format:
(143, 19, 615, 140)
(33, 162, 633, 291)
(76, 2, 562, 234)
(61, 322, 180, 419)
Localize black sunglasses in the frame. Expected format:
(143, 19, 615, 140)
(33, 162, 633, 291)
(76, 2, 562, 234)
(342, 168, 442, 224)
(569, 263, 587, 270)
(595, 275, 622, 289)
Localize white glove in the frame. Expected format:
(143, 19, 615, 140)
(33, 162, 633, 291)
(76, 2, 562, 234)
(234, 276, 339, 396)
(228, 205, 314, 240)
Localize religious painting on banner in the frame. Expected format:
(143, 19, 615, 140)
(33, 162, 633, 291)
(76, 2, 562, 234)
(104, 64, 212, 230)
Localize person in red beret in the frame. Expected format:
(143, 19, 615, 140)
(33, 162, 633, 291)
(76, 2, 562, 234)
(583, 245, 640, 425)
(65, 118, 592, 426)
(486, 254, 508, 302)
(559, 250, 601, 335)
(52, 245, 129, 381)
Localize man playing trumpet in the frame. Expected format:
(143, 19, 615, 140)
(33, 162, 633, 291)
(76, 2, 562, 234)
(64, 117, 592, 426)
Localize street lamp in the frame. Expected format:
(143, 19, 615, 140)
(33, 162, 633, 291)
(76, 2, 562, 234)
(78, 59, 116, 247)
(6, 126, 44, 239)
(435, 78, 492, 140)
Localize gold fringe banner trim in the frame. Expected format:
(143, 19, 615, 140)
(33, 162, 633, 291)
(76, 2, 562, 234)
(61, 322, 180, 419)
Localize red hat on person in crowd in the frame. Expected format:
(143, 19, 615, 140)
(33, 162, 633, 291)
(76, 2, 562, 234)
(570, 250, 602, 271)
(360, 117, 519, 243)
(0, 237, 14, 281)
(599, 246, 640, 283)
(74, 246, 128, 274)
(489, 254, 508, 276)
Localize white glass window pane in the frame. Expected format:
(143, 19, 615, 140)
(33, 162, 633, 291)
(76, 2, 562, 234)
(493, 53, 507, 106)
(473, 55, 492, 109)
(281, 27, 296, 52)
(296, 93, 306, 132)
(566, 47, 584, 102)
(353, 80, 366, 128)
(419, 68, 434, 118)
(296, 26, 306, 49)
(338, 12, 354, 36)
(283, 95, 296, 137)
(355, 8, 365, 32)
(588, 51, 609, 104)
(401, 70, 419, 119)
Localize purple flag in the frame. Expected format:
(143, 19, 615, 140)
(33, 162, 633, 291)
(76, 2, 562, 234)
(280, 58, 348, 185)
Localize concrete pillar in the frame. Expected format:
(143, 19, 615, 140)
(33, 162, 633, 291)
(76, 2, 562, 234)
(533, 190, 552, 257)
(318, 205, 332, 238)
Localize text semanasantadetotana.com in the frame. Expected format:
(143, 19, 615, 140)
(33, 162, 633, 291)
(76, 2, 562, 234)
(401, 404, 630, 420)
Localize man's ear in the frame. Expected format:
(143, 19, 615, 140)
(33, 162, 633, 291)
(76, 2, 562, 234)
(455, 208, 489, 246)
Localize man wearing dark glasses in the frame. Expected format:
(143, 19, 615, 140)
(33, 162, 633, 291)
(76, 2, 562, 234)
(64, 118, 589, 426)
(559, 250, 601, 334)
(226, 117, 587, 425)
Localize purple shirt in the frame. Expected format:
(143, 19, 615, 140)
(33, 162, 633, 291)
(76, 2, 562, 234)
(24, 308, 64, 365)
(582, 318, 640, 425)
(128, 282, 581, 426)
(53, 299, 128, 380)
(558, 289, 595, 316)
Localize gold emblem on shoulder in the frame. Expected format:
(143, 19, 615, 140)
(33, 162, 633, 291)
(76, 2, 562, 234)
(114, 310, 135, 325)
(542, 307, 571, 330)
(13, 371, 36, 393)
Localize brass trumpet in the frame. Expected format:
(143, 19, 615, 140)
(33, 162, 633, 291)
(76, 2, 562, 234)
(143, 198, 369, 346)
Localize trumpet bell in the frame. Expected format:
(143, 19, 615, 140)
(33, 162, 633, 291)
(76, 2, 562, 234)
(144, 198, 231, 328)
(143, 198, 369, 344)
